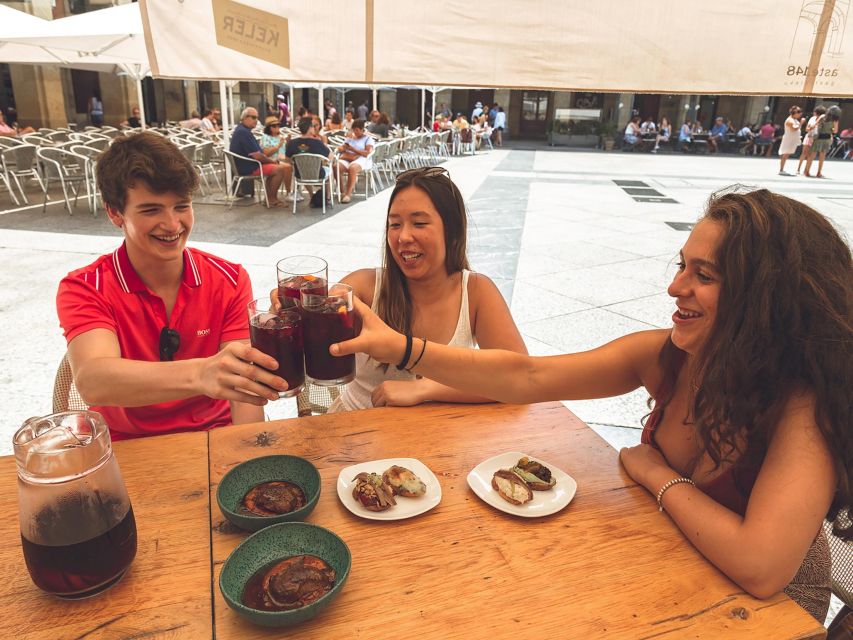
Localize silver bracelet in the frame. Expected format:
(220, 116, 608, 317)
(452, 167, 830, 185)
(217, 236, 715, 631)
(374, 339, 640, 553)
(656, 476, 696, 512)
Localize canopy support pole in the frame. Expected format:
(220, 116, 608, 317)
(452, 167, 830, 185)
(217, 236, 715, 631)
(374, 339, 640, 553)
(135, 76, 146, 130)
(318, 84, 324, 124)
(220, 80, 232, 194)
(421, 88, 426, 130)
(372, 86, 377, 112)
(431, 88, 436, 131)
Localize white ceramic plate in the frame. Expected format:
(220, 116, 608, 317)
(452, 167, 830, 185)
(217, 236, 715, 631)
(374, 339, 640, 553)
(337, 458, 441, 521)
(466, 451, 577, 518)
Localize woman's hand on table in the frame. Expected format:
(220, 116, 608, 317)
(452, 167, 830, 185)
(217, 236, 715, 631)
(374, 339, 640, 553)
(331, 296, 405, 365)
(372, 379, 427, 407)
(619, 443, 677, 493)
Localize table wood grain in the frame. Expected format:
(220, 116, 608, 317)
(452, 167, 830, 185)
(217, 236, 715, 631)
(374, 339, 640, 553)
(0, 431, 212, 640)
(208, 402, 825, 640)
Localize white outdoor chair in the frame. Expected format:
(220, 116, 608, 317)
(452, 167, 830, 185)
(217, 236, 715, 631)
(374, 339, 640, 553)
(291, 153, 334, 214)
(824, 513, 852, 635)
(223, 150, 269, 208)
(0, 153, 19, 206)
(69, 144, 103, 213)
(37, 147, 91, 215)
(194, 141, 222, 193)
(2, 144, 46, 203)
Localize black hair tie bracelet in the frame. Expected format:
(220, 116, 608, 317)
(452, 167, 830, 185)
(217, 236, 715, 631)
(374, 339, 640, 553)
(396, 333, 413, 370)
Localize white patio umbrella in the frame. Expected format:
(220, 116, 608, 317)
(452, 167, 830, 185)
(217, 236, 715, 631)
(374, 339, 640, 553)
(0, 4, 151, 129)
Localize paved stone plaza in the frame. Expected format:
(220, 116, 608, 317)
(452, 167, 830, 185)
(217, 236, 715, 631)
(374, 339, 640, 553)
(1, 145, 852, 456)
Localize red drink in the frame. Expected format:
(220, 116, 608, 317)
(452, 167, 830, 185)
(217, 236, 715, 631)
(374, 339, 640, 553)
(249, 309, 305, 398)
(301, 289, 355, 386)
(21, 500, 137, 598)
(277, 275, 327, 306)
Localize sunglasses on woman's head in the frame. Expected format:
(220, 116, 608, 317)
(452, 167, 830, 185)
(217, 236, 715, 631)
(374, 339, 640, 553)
(396, 167, 450, 182)
(159, 327, 181, 361)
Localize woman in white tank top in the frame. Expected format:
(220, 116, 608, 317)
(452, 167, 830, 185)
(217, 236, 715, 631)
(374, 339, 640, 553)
(328, 166, 526, 411)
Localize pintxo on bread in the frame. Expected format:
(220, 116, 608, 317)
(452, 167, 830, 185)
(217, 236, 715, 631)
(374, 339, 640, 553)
(492, 456, 557, 505)
(352, 465, 426, 512)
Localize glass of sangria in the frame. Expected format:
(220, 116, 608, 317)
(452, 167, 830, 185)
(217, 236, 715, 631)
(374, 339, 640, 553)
(276, 255, 328, 307)
(247, 298, 305, 398)
(14, 411, 137, 598)
(300, 282, 356, 386)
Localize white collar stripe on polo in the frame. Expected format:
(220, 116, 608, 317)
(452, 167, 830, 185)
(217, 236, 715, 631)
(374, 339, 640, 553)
(112, 249, 131, 294)
(186, 249, 202, 286)
(204, 256, 237, 287)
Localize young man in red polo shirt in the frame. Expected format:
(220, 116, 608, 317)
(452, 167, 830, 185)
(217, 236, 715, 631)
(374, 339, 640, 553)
(56, 133, 288, 440)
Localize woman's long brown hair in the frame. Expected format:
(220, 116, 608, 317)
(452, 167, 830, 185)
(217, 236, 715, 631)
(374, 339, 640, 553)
(374, 169, 470, 335)
(656, 188, 852, 537)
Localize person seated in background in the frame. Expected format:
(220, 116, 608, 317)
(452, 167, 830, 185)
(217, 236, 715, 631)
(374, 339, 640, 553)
(332, 187, 852, 624)
(56, 132, 286, 441)
(121, 106, 145, 129)
(652, 116, 671, 152)
(326, 111, 344, 133)
(678, 119, 693, 151)
(260, 116, 291, 168)
(708, 116, 728, 153)
(0, 110, 35, 136)
(229, 107, 292, 207)
(179, 111, 202, 130)
(640, 117, 657, 134)
(200, 109, 219, 136)
(736, 123, 755, 155)
(337, 118, 373, 203)
(623, 116, 641, 148)
(368, 112, 390, 138)
(284, 117, 332, 201)
(342, 109, 355, 131)
(757, 121, 776, 157)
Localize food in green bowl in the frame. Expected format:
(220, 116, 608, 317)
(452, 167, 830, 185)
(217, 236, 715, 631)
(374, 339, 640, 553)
(219, 522, 351, 627)
(216, 455, 321, 532)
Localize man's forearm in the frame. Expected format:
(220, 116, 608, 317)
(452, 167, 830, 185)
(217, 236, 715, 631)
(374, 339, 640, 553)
(74, 357, 203, 407)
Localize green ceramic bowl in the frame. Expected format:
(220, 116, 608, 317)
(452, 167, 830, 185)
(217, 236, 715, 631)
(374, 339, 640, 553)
(219, 522, 352, 627)
(216, 455, 321, 532)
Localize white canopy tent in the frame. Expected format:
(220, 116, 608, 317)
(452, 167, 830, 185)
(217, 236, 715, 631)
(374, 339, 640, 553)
(0, 4, 152, 129)
(139, 0, 853, 96)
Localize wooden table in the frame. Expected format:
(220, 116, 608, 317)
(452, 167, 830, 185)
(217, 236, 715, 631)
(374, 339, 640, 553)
(0, 403, 825, 639)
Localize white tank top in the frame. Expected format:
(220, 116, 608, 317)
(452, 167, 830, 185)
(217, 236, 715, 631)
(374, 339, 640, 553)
(329, 269, 475, 412)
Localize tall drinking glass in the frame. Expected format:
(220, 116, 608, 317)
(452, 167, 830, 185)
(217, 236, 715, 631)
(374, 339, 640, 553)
(276, 256, 328, 307)
(301, 282, 356, 386)
(248, 298, 305, 398)
(15, 411, 137, 598)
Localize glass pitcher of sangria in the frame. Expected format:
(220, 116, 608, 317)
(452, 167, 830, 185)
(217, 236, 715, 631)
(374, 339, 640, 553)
(14, 411, 137, 598)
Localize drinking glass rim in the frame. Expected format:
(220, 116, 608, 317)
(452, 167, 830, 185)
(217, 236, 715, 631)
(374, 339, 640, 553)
(275, 255, 328, 275)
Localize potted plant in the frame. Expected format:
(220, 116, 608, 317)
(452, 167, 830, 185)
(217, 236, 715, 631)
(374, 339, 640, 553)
(547, 120, 572, 146)
(598, 121, 617, 151)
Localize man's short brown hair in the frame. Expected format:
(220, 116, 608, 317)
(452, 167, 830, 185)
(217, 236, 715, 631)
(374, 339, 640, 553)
(97, 132, 199, 212)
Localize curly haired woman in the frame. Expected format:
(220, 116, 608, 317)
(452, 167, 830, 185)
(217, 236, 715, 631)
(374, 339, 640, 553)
(334, 187, 852, 622)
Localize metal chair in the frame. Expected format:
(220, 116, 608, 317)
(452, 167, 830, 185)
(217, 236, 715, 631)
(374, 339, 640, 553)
(296, 382, 343, 417)
(194, 140, 222, 193)
(69, 144, 103, 213)
(0, 153, 19, 206)
(37, 147, 90, 215)
(53, 353, 88, 413)
(223, 150, 269, 208)
(1, 144, 46, 203)
(291, 153, 334, 214)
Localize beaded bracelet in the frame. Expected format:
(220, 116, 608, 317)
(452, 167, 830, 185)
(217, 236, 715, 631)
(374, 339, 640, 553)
(656, 476, 696, 512)
(396, 334, 413, 370)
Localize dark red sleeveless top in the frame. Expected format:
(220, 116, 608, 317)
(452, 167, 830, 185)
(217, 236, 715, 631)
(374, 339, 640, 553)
(643, 391, 759, 516)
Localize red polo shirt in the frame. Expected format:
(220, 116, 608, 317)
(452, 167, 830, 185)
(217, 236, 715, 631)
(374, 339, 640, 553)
(57, 243, 252, 440)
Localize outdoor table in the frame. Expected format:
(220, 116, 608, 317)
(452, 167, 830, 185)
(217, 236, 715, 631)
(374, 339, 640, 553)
(0, 402, 826, 639)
